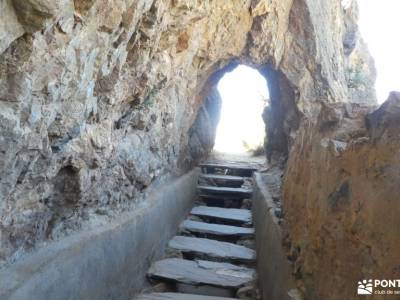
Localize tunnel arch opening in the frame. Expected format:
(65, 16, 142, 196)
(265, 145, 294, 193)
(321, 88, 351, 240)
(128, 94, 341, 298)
(213, 64, 269, 155)
(187, 62, 300, 166)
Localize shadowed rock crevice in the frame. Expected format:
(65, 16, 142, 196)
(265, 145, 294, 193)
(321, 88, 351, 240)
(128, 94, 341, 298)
(41, 165, 82, 239)
(187, 83, 221, 168)
(73, 0, 96, 15)
(260, 66, 300, 163)
(185, 62, 240, 167)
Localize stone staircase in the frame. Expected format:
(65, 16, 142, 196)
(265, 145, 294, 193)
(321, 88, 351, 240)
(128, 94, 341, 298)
(136, 162, 259, 300)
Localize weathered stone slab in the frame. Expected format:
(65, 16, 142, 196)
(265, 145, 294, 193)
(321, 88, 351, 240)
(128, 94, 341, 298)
(199, 174, 244, 187)
(198, 194, 243, 201)
(191, 206, 252, 223)
(200, 163, 258, 172)
(147, 258, 255, 288)
(200, 163, 257, 177)
(168, 236, 255, 262)
(136, 292, 237, 299)
(180, 220, 254, 237)
(198, 186, 253, 198)
(200, 174, 244, 181)
(176, 283, 235, 298)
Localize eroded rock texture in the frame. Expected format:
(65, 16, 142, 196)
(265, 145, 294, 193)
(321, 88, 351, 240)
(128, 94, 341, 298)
(283, 93, 400, 299)
(0, 0, 252, 263)
(0, 2, 388, 298)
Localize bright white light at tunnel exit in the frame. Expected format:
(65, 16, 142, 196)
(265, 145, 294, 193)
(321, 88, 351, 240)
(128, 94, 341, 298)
(214, 65, 268, 154)
(357, 0, 400, 103)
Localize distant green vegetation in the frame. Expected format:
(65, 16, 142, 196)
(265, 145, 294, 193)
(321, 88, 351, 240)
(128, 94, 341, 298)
(346, 60, 371, 89)
(242, 140, 265, 156)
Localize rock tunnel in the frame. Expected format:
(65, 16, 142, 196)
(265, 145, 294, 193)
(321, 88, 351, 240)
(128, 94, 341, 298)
(0, 0, 400, 300)
(188, 61, 299, 166)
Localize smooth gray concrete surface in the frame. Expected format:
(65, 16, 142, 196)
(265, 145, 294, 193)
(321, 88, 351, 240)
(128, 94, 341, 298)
(0, 169, 199, 300)
(252, 172, 296, 300)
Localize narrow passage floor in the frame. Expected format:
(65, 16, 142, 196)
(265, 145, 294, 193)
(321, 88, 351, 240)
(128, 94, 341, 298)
(135, 161, 261, 300)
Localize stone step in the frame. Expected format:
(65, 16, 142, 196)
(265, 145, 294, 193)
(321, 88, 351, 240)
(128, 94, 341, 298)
(180, 220, 254, 237)
(200, 163, 257, 177)
(198, 194, 243, 202)
(199, 174, 244, 187)
(147, 258, 255, 289)
(168, 236, 255, 262)
(190, 206, 252, 224)
(175, 283, 236, 298)
(136, 292, 238, 300)
(197, 186, 253, 199)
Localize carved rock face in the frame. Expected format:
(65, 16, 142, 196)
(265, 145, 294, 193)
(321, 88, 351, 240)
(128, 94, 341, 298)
(283, 96, 400, 299)
(0, 2, 389, 299)
(0, 0, 254, 264)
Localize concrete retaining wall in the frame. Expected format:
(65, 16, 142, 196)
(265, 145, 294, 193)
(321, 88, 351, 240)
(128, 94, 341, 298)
(0, 169, 199, 300)
(252, 172, 296, 300)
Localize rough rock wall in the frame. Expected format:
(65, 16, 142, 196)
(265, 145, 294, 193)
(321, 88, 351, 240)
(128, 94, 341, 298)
(0, 0, 252, 263)
(250, 0, 376, 161)
(0, 0, 379, 285)
(283, 93, 400, 299)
